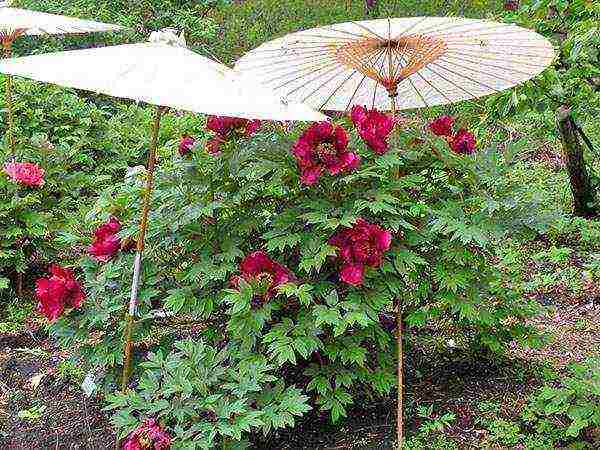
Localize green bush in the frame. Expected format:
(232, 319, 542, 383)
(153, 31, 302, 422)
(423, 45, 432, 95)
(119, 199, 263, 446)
(44, 112, 546, 447)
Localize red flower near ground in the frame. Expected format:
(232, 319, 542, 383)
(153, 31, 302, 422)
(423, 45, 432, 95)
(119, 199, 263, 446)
(428, 115, 455, 137)
(292, 122, 360, 185)
(178, 136, 196, 156)
(123, 418, 171, 450)
(231, 251, 294, 300)
(88, 217, 122, 262)
(328, 218, 392, 286)
(4, 162, 45, 187)
(35, 265, 85, 322)
(350, 105, 395, 155)
(205, 115, 262, 154)
(450, 128, 477, 155)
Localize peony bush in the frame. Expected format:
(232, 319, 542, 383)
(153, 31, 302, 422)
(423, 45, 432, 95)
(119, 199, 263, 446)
(46, 109, 541, 449)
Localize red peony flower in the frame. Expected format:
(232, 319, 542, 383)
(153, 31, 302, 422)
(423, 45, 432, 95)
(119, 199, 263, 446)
(428, 115, 455, 137)
(178, 136, 196, 156)
(123, 418, 171, 450)
(4, 162, 45, 187)
(231, 251, 294, 300)
(205, 136, 225, 155)
(504, 0, 519, 11)
(328, 218, 392, 286)
(204, 116, 261, 155)
(88, 217, 122, 262)
(48, 264, 85, 308)
(35, 264, 85, 322)
(350, 105, 395, 155)
(35, 278, 67, 322)
(292, 122, 360, 185)
(449, 128, 477, 155)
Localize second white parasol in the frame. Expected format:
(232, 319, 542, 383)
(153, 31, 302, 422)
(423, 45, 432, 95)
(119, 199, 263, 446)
(235, 17, 555, 114)
(0, 29, 326, 390)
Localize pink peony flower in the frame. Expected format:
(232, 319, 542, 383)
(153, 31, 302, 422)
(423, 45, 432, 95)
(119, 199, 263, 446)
(428, 116, 455, 137)
(292, 122, 360, 185)
(4, 162, 45, 187)
(450, 128, 477, 155)
(231, 251, 294, 300)
(88, 217, 122, 262)
(35, 264, 85, 322)
(123, 419, 171, 450)
(350, 105, 395, 155)
(178, 136, 196, 156)
(328, 218, 392, 286)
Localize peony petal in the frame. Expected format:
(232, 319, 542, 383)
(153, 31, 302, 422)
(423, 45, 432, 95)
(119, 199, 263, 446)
(339, 264, 364, 286)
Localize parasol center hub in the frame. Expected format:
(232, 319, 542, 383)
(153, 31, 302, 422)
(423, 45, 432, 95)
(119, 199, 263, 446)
(335, 34, 447, 86)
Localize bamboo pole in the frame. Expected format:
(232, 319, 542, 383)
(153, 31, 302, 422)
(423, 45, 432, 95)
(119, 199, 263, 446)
(121, 105, 164, 391)
(388, 89, 403, 450)
(397, 306, 403, 450)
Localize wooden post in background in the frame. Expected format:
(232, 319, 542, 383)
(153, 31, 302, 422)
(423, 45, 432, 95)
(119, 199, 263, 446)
(557, 105, 597, 217)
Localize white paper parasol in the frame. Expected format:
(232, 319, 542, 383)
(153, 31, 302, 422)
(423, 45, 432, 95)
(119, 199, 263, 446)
(235, 17, 555, 113)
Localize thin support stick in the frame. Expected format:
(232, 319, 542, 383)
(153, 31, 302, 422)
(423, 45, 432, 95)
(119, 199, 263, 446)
(397, 306, 403, 450)
(4, 43, 16, 156)
(120, 105, 164, 391)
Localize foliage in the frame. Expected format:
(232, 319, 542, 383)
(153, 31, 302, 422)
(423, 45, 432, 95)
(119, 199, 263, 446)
(523, 358, 600, 442)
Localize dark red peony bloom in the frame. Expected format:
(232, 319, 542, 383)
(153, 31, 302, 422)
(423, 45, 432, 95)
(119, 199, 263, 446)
(205, 136, 224, 155)
(178, 136, 196, 156)
(428, 115, 455, 137)
(88, 217, 122, 262)
(350, 105, 395, 155)
(504, 0, 519, 11)
(4, 162, 45, 187)
(123, 418, 171, 450)
(35, 264, 85, 322)
(450, 128, 477, 155)
(231, 251, 294, 300)
(292, 122, 360, 185)
(205, 115, 261, 154)
(328, 218, 392, 286)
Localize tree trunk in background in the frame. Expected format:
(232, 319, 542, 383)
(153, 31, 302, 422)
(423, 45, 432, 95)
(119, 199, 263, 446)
(557, 105, 597, 217)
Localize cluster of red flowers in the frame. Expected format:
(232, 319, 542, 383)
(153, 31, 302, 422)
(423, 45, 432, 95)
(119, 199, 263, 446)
(328, 218, 392, 286)
(35, 265, 85, 322)
(206, 115, 262, 154)
(292, 122, 360, 185)
(123, 418, 171, 450)
(88, 217, 122, 262)
(231, 251, 293, 302)
(350, 105, 395, 155)
(4, 162, 45, 187)
(428, 115, 477, 155)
